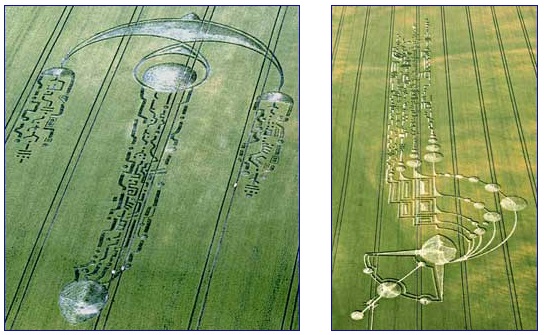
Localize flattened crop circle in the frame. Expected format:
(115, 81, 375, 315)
(500, 196, 527, 212)
(376, 281, 402, 298)
(140, 63, 198, 92)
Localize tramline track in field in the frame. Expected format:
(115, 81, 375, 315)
(491, 7, 536, 207)
(367, 6, 395, 331)
(440, 7, 472, 328)
(332, 6, 347, 69)
(515, 6, 536, 77)
(5, 7, 144, 329)
(468, 6, 522, 328)
(187, 7, 294, 329)
(332, 7, 371, 268)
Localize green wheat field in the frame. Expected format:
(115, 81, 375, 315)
(332, 6, 536, 330)
(5, 6, 299, 330)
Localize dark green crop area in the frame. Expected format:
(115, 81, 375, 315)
(5, 6, 299, 330)
(332, 6, 535, 330)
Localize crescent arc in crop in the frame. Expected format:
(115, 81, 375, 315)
(61, 14, 286, 91)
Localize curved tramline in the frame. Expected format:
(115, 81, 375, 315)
(349, 17, 528, 326)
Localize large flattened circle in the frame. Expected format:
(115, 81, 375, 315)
(376, 281, 402, 298)
(141, 63, 198, 93)
(59, 280, 108, 324)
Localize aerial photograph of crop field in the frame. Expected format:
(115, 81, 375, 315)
(5, 5, 299, 330)
(332, 6, 536, 330)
